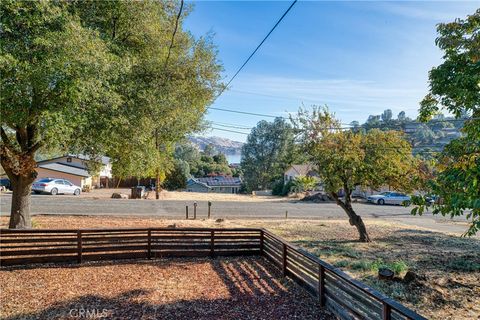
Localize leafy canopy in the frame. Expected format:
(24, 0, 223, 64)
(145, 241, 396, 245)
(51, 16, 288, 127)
(413, 9, 480, 236)
(241, 118, 303, 192)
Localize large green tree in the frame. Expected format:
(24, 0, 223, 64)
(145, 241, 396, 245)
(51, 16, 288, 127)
(241, 118, 302, 192)
(73, 1, 223, 199)
(413, 9, 480, 235)
(294, 107, 421, 242)
(0, 0, 223, 228)
(0, 1, 122, 228)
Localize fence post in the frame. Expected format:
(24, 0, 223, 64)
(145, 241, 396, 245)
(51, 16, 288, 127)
(185, 206, 189, 219)
(383, 302, 392, 320)
(282, 243, 287, 277)
(77, 230, 82, 264)
(194, 202, 197, 220)
(210, 230, 215, 258)
(147, 229, 152, 259)
(208, 201, 212, 219)
(318, 265, 325, 307)
(260, 230, 264, 255)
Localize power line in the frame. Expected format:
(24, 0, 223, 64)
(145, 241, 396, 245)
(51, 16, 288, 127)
(210, 127, 250, 135)
(210, 122, 252, 130)
(210, 106, 477, 127)
(215, 0, 298, 99)
(210, 107, 280, 118)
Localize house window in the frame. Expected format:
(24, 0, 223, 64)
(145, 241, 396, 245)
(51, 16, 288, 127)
(67, 157, 72, 163)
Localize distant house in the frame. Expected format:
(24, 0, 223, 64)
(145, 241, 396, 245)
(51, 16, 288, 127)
(186, 176, 242, 194)
(284, 164, 318, 184)
(36, 155, 112, 189)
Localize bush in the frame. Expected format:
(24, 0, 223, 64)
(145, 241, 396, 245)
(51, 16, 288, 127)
(291, 175, 318, 193)
(272, 180, 285, 196)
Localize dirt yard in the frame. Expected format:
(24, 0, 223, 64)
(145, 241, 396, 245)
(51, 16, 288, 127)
(0, 257, 333, 320)
(81, 188, 287, 202)
(1, 215, 478, 320)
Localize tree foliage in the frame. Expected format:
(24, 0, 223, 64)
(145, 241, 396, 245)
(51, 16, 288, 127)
(413, 9, 480, 236)
(241, 118, 303, 192)
(173, 142, 232, 177)
(291, 176, 318, 194)
(0, 0, 223, 227)
(293, 106, 420, 242)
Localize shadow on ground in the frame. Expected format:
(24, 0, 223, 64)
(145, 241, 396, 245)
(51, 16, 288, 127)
(2, 257, 333, 320)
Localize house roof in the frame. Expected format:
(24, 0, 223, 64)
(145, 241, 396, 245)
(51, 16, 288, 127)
(194, 176, 242, 187)
(37, 154, 110, 165)
(187, 179, 211, 189)
(37, 162, 91, 177)
(287, 164, 317, 176)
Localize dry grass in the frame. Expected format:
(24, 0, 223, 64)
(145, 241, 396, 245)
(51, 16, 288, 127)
(80, 188, 287, 202)
(1, 215, 478, 320)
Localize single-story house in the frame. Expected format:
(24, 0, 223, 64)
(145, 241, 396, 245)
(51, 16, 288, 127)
(36, 155, 112, 189)
(284, 164, 318, 184)
(187, 176, 242, 194)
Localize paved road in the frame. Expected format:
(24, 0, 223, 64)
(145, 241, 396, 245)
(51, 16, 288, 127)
(0, 194, 472, 235)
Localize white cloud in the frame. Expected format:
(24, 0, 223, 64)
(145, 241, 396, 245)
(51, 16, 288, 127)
(231, 75, 425, 120)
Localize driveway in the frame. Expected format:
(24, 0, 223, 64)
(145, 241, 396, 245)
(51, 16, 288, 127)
(0, 193, 472, 236)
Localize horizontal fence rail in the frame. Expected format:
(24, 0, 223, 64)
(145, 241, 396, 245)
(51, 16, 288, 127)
(0, 227, 425, 320)
(0, 228, 262, 266)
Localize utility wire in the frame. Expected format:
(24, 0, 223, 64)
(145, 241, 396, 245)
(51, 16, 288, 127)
(215, 0, 298, 99)
(211, 127, 250, 135)
(210, 106, 478, 126)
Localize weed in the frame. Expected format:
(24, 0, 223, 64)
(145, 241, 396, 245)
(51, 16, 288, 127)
(446, 258, 480, 272)
(334, 260, 350, 268)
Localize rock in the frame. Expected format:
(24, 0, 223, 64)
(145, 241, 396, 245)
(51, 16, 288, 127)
(403, 270, 417, 283)
(378, 268, 394, 280)
(111, 193, 129, 199)
(167, 224, 176, 228)
(215, 218, 224, 223)
(300, 193, 333, 203)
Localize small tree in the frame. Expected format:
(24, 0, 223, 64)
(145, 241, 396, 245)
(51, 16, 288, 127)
(293, 106, 420, 242)
(291, 176, 318, 194)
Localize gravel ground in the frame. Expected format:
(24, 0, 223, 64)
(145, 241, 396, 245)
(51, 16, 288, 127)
(0, 257, 334, 320)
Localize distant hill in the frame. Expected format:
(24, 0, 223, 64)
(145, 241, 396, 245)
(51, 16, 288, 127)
(188, 136, 244, 156)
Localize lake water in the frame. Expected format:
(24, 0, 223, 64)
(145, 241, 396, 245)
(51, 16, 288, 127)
(226, 154, 242, 164)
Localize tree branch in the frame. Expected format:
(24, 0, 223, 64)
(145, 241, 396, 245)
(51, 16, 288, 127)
(0, 127, 15, 152)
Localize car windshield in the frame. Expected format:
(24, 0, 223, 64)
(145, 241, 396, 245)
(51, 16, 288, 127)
(37, 178, 54, 183)
(380, 192, 391, 196)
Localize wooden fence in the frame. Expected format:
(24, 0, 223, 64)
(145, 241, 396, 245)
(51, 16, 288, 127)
(0, 228, 426, 320)
(0, 228, 261, 265)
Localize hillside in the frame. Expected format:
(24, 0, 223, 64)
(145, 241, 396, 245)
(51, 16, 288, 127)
(188, 136, 244, 156)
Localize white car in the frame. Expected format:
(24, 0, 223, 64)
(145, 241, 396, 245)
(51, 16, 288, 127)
(367, 192, 411, 206)
(32, 178, 81, 195)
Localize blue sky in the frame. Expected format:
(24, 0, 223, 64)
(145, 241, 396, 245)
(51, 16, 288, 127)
(184, 1, 479, 142)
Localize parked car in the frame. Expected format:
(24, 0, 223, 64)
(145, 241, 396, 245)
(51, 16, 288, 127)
(0, 178, 12, 191)
(367, 192, 411, 206)
(32, 178, 81, 195)
(425, 195, 438, 206)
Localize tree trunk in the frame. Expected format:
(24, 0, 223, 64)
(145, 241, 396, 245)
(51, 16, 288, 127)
(155, 169, 160, 200)
(1, 125, 41, 229)
(331, 191, 371, 242)
(9, 174, 35, 228)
